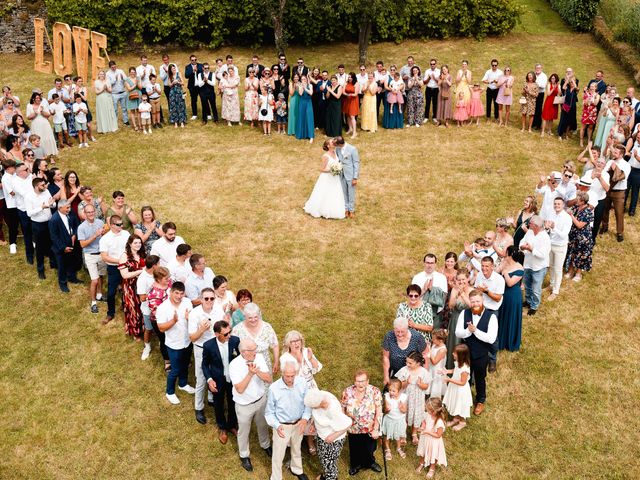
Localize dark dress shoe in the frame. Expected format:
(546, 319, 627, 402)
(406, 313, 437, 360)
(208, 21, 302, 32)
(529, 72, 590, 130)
(617, 234, 624, 242)
(523, 301, 530, 309)
(59, 284, 70, 293)
(295, 474, 309, 480)
(263, 446, 273, 457)
(348, 467, 361, 476)
(38, 271, 46, 280)
(68, 278, 82, 284)
(369, 462, 382, 473)
(240, 457, 253, 472)
(195, 409, 206, 425)
(488, 360, 497, 373)
(527, 308, 537, 316)
(27, 257, 34, 265)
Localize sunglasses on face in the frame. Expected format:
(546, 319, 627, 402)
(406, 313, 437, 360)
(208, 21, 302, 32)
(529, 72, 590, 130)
(221, 331, 231, 337)
(408, 294, 420, 298)
(113, 222, 123, 227)
(202, 297, 214, 301)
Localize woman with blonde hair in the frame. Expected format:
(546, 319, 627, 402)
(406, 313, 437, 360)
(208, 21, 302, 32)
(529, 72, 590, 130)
(510, 195, 538, 249)
(494, 218, 514, 265)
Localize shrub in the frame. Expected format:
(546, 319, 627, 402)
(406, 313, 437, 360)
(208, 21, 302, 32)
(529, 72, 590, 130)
(44, 0, 521, 51)
(599, 0, 640, 52)
(548, 0, 600, 32)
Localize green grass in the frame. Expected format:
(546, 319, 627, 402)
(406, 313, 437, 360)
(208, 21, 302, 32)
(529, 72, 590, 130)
(1, 2, 640, 478)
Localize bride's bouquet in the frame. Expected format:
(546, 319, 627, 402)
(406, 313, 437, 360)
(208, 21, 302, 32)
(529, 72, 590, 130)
(330, 162, 343, 176)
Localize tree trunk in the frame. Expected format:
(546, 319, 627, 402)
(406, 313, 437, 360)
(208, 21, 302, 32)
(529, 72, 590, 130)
(358, 18, 372, 66)
(271, 0, 287, 56)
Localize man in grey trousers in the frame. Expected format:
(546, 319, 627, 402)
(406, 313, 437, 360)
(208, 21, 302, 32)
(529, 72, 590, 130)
(335, 136, 360, 218)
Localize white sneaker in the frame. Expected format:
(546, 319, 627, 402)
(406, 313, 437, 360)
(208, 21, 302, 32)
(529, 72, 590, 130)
(143, 130, 148, 135)
(178, 384, 196, 394)
(191, 115, 197, 120)
(166, 393, 180, 405)
(85, 143, 89, 147)
(91, 136, 97, 142)
(9, 244, 16, 254)
(78, 143, 84, 149)
(148, 129, 152, 134)
(207, 115, 212, 120)
(141, 344, 151, 360)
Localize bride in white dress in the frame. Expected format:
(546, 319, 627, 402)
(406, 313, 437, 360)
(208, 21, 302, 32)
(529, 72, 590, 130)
(303, 138, 346, 219)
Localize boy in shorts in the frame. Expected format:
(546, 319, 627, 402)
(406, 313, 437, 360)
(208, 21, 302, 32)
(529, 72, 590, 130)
(146, 74, 162, 128)
(138, 93, 152, 134)
(72, 93, 89, 148)
(49, 93, 72, 148)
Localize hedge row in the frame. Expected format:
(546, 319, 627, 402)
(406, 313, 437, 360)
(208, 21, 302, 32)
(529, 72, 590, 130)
(547, 0, 600, 32)
(598, 0, 640, 53)
(44, 0, 522, 51)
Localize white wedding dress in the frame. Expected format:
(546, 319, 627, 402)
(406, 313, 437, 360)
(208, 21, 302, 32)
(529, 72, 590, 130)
(303, 154, 346, 219)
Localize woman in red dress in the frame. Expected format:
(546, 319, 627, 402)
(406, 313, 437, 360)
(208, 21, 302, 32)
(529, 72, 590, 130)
(118, 235, 145, 338)
(541, 73, 560, 138)
(342, 73, 360, 139)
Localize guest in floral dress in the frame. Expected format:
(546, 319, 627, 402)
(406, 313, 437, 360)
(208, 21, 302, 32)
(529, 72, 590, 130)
(133, 206, 163, 256)
(520, 72, 539, 132)
(118, 235, 145, 338)
(565, 192, 594, 282)
(231, 302, 279, 374)
(219, 69, 241, 125)
(394, 350, 430, 445)
(580, 82, 600, 147)
(406, 66, 425, 127)
(244, 68, 260, 126)
(167, 64, 186, 128)
(341, 369, 383, 475)
(396, 284, 434, 342)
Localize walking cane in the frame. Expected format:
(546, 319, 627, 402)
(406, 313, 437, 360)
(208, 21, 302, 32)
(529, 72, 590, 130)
(379, 382, 389, 480)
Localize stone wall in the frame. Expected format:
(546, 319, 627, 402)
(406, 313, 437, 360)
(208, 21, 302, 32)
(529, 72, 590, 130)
(0, 1, 47, 53)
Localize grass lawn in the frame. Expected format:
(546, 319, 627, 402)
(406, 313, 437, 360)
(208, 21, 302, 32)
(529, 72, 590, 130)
(1, 1, 639, 478)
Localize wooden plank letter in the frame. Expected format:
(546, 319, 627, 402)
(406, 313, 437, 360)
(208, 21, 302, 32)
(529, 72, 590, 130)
(53, 22, 73, 76)
(91, 31, 109, 81)
(72, 27, 91, 81)
(34, 18, 52, 74)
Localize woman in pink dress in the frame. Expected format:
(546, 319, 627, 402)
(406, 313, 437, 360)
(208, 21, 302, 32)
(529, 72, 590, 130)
(580, 82, 600, 147)
(496, 67, 514, 127)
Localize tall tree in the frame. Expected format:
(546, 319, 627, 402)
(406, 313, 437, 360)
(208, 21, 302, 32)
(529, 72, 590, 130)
(261, 0, 287, 55)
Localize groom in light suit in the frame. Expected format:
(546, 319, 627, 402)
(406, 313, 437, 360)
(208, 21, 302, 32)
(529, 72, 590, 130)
(335, 136, 360, 218)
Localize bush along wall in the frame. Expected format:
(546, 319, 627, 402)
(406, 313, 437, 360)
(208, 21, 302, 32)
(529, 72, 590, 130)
(548, 0, 600, 32)
(44, 0, 522, 51)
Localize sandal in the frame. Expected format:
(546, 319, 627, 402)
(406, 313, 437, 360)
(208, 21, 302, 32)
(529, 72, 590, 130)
(396, 447, 406, 459)
(426, 467, 436, 479)
(416, 463, 424, 474)
(412, 433, 419, 445)
(452, 421, 467, 431)
(384, 448, 392, 461)
(446, 418, 460, 428)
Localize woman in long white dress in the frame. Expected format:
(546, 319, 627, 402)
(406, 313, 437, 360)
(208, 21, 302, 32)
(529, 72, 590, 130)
(26, 92, 57, 157)
(303, 138, 346, 219)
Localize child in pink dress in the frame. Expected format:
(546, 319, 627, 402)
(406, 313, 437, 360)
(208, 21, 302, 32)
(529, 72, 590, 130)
(453, 91, 468, 126)
(416, 397, 448, 478)
(469, 83, 485, 125)
(387, 73, 405, 114)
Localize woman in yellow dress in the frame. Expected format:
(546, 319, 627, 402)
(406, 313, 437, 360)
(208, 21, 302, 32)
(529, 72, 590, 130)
(455, 60, 472, 115)
(360, 72, 378, 132)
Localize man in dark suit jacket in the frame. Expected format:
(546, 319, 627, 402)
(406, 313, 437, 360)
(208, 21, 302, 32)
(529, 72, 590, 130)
(292, 57, 309, 79)
(246, 55, 265, 79)
(48, 199, 81, 292)
(184, 54, 204, 120)
(203, 320, 241, 443)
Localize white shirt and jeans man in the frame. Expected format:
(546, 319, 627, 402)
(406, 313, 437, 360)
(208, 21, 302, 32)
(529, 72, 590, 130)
(520, 216, 551, 315)
(99, 217, 130, 321)
(187, 288, 215, 422)
(545, 198, 572, 298)
(230, 339, 273, 472)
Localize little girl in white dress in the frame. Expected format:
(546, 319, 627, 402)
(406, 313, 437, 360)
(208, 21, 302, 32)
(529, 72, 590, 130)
(381, 379, 408, 460)
(442, 344, 473, 431)
(428, 330, 448, 398)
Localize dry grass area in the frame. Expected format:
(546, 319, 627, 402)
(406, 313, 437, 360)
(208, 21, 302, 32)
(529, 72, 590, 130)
(1, 1, 640, 479)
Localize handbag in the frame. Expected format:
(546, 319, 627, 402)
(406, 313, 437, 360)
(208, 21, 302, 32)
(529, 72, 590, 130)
(519, 96, 527, 105)
(128, 90, 139, 101)
(553, 95, 565, 105)
(503, 86, 512, 97)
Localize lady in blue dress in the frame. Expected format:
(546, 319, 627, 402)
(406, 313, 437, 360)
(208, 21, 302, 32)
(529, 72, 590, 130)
(287, 73, 301, 136)
(497, 246, 524, 351)
(382, 65, 403, 129)
(296, 76, 315, 143)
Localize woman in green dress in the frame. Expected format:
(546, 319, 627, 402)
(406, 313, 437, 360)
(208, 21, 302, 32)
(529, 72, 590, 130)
(445, 270, 472, 369)
(396, 284, 433, 343)
(124, 67, 142, 131)
(324, 75, 343, 137)
(287, 73, 301, 136)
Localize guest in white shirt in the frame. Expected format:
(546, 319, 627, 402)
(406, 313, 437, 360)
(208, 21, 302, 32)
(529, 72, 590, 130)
(581, 157, 610, 243)
(99, 215, 130, 323)
(481, 59, 503, 121)
(167, 243, 192, 283)
(136, 254, 160, 360)
(150, 221, 185, 266)
(532, 64, 548, 129)
(229, 338, 273, 472)
(185, 253, 215, 305)
(356, 65, 368, 93)
(602, 143, 631, 241)
(26, 177, 54, 277)
(556, 170, 577, 203)
(135, 55, 156, 91)
(12, 162, 34, 263)
(1, 159, 19, 253)
(625, 135, 640, 216)
(473, 256, 504, 372)
(536, 172, 562, 220)
(545, 198, 572, 300)
(423, 58, 441, 123)
(411, 253, 449, 328)
(156, 282, 195, 405)
(188, 287, 216, 424)
(519, 216, 551, 315)
(106, 60, 128, 124)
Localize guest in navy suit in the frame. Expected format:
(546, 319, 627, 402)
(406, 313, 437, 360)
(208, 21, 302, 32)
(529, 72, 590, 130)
(202, 320, 241, 443)
(184, 55, 204, 120)
(48, 199, 81, 292)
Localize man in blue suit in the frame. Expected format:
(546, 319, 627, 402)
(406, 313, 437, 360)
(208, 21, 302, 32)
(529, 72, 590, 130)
(335, 136, 361, 218)
(202, 320, 240, 444)
(48, 199, 81, 292)
(184, 55, 204, 120)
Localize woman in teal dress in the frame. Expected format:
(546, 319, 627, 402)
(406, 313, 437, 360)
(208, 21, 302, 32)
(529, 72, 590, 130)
(288, 73, 301, 136)
(593, 97, 619, 148)
(445, 271, 472, 369)
(382, 65, 403, 129)
(497, 246, 524, 352)
(324, 75, 343, 137)
(124, 67, 141, 131)
(295, 76, 315, 142)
